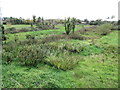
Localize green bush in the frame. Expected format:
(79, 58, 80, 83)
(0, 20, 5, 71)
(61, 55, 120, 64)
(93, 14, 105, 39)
(2, 51, 13, 64)
(2, 41, 61, 66)
(17, 44, 61, 66)
(26, 35, 35, 39)
(2, 43, 19, 64)
(6, 27, 16, 33)
(41, 34, 85, 44)
(36, 17, 55, 30)
(6, 27, 16, 31)
(49, 41, 103, 56)
(102, 45, 118, 54)
(18, 45, 47, 66)
(45, 55, 81, 70)
(97, 23, 113, 35)
(41, 35, 66, 43)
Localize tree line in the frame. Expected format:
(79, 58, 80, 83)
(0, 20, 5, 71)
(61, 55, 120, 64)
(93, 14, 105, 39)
(3, 16, 116, 25)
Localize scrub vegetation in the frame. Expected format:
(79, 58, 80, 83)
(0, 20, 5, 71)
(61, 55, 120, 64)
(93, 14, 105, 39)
(1, 17, 119, 88)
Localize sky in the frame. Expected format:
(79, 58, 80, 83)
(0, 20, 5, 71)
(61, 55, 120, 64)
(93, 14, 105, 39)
(0, 0, 119, 21)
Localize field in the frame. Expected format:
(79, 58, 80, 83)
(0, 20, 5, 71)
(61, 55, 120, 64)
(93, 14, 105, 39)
(3, 25, 32, 29)
(2, 24, 118, 88)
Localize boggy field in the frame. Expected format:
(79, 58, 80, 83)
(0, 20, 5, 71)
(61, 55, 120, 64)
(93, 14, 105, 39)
(2, 24, 119, 88)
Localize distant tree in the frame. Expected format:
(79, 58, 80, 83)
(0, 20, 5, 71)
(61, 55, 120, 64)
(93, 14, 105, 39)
(36, 17, 55, 30)
(76, 19, 81, 24)
(37, 17, 41, 23)
(89, 20, 96, 25)
(111, 15, 115, 19)
(96, 19, 102, 25)
(89, 19, 103, 25)
(71, 17, 76, 33)
(33, 15, 36, 24)
(84, 19, 89, 24)
(41, 17, 44, 23)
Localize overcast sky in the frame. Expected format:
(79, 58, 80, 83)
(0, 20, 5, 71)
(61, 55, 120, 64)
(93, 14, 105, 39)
(0, 0, 119, 20)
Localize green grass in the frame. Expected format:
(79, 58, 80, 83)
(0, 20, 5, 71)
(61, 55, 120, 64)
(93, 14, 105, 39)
(5, 24, 85, 42)
(2, 62, 77, 88)
(4, 24, 32, 29)
(96, 31, 118, 46)
(2, 24, 119, 88)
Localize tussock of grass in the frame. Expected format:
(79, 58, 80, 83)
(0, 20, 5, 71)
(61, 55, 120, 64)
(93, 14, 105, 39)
(45, 55, 82, 70)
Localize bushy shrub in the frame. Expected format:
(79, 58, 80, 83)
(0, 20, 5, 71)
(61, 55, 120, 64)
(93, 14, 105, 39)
(18, 45, 47, 66)
(45, 55, 81, 70)
(36, 23, 53, 30)
(102, 45, 118, 54)
(6, 27, 16, 31)
(17, 44, 61, 66)
(2, 41, 61, 66)
(5, 28, 33, 34)
(5, 27, 16, 33)
(41, 34, 85, 44)
(97, 23, 113, 35)
(41, 35, 66, 43)
(58, 43, 83, 53)
(2, 43, 18, 64)
(26, 35, 35, 39)
(36, 17, 55, 30)
(2, 51, 13, 64)
(49, 41, 103, 56)
(50, 41, 84, 53)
